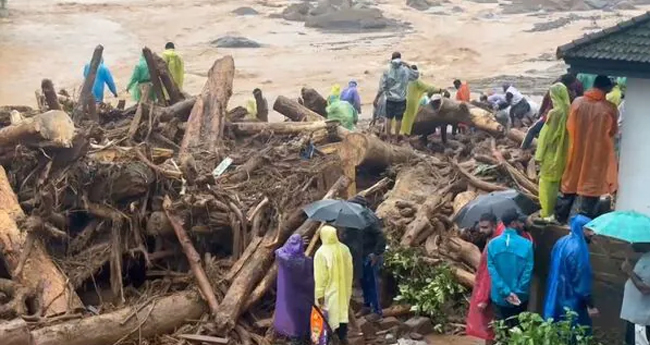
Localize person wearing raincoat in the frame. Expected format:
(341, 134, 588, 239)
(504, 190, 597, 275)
(535, 83, 571, 220)
(560, 75, 618, 220)
(314, 225, 353, 343)
(400, 65, 441, 136)
(543, 215, 597, 330)
(83, 59, 118, 103)
(340, 80, 361, 114)
(273, 234, 314, 345)
(162, 42, 184, 90)
(607, 82, 623, 106)
(327, 84, 341, 105)
(326, 96, 358, 130)
(126, 55, 153, 102)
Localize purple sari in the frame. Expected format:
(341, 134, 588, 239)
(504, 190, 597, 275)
(273, 234, 314, 338)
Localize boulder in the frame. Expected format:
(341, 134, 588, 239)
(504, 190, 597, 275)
(232, 6, 259, 15)
(282, 2, 313, 21)
(379, 316, 402, 331)
(305, 8, 390, 31)
(403, 316, 433, 335)
(406, 0, 438, 10)
(212, 36, 262, 48)
(358, 317, 379, 336)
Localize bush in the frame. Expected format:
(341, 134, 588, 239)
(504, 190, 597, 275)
(494, 311, 600, 345)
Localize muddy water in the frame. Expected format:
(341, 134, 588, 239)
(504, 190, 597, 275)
(0, 0, 645, 119)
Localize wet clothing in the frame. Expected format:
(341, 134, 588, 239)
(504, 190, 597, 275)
(626, 322, 650, 345)
(486, 228, 534, 307)
(341, 82, 361, 114)
(274, 234, 314, 338)
(543, 215, 594, 328)
(577, 74, 597, 91)
(314, 226, 353, 332)
(340, 212, 386, 283)
(361, 256, 382, 315)
(83, 62, 117, 103)
(401, 79, 438, 135)
(126, 55, 152, 102)
(455, 82, 471, 102)
(621, 252, 650, 326)
(494, 302, 528, 329)
(161, 48, 184, 90)
(385, 100, 406, 120)
(535, 83, 571, 218)
(466, 231, 499, 341)
(607, 84, 623, 106)
(326, 99, 358, 130)
(379, 59, 419, 102)
(561, 89, 618, 197)
(327, 84, 341, 105)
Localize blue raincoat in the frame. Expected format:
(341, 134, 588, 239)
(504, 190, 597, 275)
(83, 61, 117, 103)
(486, 228, 534, 307)
(543, 215, 593, 328)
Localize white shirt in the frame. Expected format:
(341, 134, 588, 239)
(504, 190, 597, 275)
(621, 252, 650, 325)
(506, 86, 524, 105)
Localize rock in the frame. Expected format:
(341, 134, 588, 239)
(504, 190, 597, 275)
(232, 6, 259, 15)
(305, 8, 391, 31)
(404, 316, 433, 335)
(409, 333, 424, 340)
(614, 0, 636, 8)
(397, 339, 427, 345)
(282, 2, 313, 21)
(451, 5, 464, 12)
(406, 0, 438, 10)
(211, 36, 262, 48)
(379, 316, 402, 331)
(358, 317, 379, 336)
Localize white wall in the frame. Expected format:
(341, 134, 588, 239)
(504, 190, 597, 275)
(616, 77, 650, 215)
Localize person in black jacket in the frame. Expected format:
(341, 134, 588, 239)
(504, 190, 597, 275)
(347, 195, 387, 320)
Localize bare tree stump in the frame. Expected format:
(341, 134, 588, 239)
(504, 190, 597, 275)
(142, 47, 167, 106)
(253, 88, 268, 122)
(40, 79, 61, 111)
(153, 53, 184, 105)
(73, 45, 102, 122)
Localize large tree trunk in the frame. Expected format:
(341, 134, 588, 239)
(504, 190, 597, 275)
(412, 98, 503, 136)
(142, 47, 167, 106)
(0, 110, 75, 150)
(273, 95, 325, 122)
(73, 45, 102, 122)
(0, 167, 82, 316)
(31, 291, 206, 345)
(179, 56, 235, 160)
(153, 53, 184, 105)
(301, 87, 328, 117)
(226, 121, 337, 137)
(213, 176, 350, 333)
(338, 133, 418, 171)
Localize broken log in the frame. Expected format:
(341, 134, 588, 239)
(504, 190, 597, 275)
(40, 79, 61, 111)
(142, 47, 167, 106)
(273, 95, 325, 122)
(412, 98, 503, 136)
(253, 89, 268, 122)
(213, 175, 349, 333)
(156, 96, 196, 122)
(73, 44, 102, 122)
(31, 291, 206, 345)
(0, 110, 75, 149)
(357, 177, 392, 198)
(163, 196, 220, 316)
(0, 166, 82, 315)
(180, 56, 235, 159)
(227, 120, 336, 136)
(153, 53, 184, 105)
(339, 133, 418, 171)
(452, 159, 508, 193)
(301, 87, 328, 117)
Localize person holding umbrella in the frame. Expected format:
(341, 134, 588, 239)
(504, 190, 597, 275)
(543, 215, 598, 330)
(621, 243, 650, 345)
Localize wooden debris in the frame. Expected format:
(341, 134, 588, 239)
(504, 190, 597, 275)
(40, 79, 61, 111)
(273, 95, 325, 122)
(73, 44, 102, 122)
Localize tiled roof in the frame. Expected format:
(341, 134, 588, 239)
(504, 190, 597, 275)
(557, 12, 650, 63)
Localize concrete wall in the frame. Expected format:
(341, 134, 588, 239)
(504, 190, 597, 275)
(617, 78, 650, 215)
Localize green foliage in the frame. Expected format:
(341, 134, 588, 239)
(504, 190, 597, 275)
(383, 246, 467, 324)
(494, 311, 601, 345)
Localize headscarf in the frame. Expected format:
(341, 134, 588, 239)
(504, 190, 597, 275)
(535, 83, 571, 182)
(314, 225, 353, 331)
(276, 234, 307, 263)
(543, 215, 593, 323)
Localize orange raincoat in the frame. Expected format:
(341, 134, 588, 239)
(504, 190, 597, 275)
(561, 89, 618, 197)
(456, 82, 471, 102)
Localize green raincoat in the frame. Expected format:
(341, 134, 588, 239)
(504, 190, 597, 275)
(400, 79, 438, 135)
(535, 83, 571, 217)
(126, 55, 153, 102)
(326, 98, 357, 130)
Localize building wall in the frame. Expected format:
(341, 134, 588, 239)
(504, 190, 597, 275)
(617, 78, 650, 215)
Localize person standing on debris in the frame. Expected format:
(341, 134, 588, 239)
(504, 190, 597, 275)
(454, 79, 471, 102)
(83, 58, 118, 103)
(543, 215, 597, 330)
(341, 80, 362, 115)
(535, 83, 571, 221)
(273, 234, 314, 345)
(314, 225, 354, 344)
(620, 244, 650, 345)
(162, 42, 185, 90)
(400, 65, 442, 136)
(126, 55, 154, 102)
(486, 209, 534, 329)
(466, 213, 499, 344)
(499, 83, 531, 128)
(374, 52, 419, 141)
(559, 75, 618, 221)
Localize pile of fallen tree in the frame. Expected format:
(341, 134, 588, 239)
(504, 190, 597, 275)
(0, 45, 544, 345)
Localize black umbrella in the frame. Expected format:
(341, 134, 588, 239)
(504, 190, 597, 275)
(303, 199, 376, 229)
(453, 189, 539, 229)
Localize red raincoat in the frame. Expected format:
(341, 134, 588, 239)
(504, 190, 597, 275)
(466, 223, 533, 340)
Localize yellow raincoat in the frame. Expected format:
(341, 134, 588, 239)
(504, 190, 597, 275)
(162, 49, 185, 90)
(327, 84, 341, 105)
(535, 83, 570, 217)
(314, 225, 353, 331)
(606, 84, 622, 106)
(400, 79, 438, 135)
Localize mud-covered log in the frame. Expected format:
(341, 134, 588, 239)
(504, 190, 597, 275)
(301, 87, 328, 117)
(0, 110, 76, 150)
(273, 95, 325, 122)
(41, 79, 61, 111)
(0, 318, 33, 345)
(31, 291, 206, 345)
(156, 97, 196, 122)
(0, 167, 82, 315)
(253, 89, 268, 122)
(412, 98, 503, 136)
(142, 47, 167, 106)
(153, 53, 184, 105)
(88, 162, 155, 202)
(339, 133, 418, 171)
(401, 193, 443, 247)
(227, 120, 336, 136)
(180, 56, 235, 159)
(73, 45, 102, 122)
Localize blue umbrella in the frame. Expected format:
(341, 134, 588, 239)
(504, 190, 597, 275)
(586, 210, 650, 243)
(303, 199, 373, 229)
